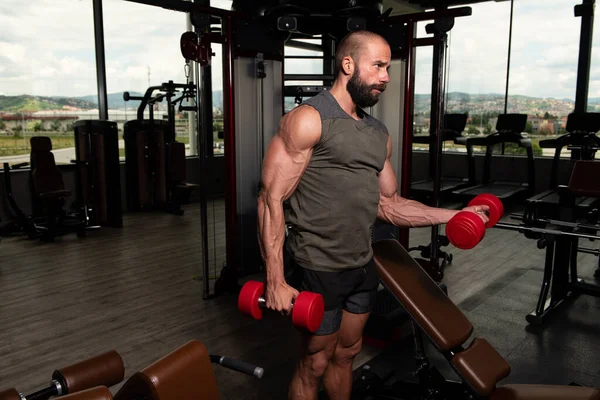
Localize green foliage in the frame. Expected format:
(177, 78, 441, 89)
(467, 125, 480, 135)
(0, 119, 5, 130)
(503, 142, 543, 156)
(50, 120, 61, 131)
(483, 124, 492, 135)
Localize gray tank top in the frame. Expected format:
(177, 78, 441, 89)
(285, 90, 389, 272)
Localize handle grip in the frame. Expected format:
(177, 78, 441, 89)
(210, 355, 264, 379)
(257, 296, 294, 309)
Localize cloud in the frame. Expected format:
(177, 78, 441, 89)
(0, 0, 232, 97)
(2, 0, 600, 102)
(415, 0, 600, 100)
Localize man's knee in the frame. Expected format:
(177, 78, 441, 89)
(300, 349, 335, 379)
(333, 336, 363, 364)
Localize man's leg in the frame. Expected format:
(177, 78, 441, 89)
(322, 310, 370, 400)
(323, 262, 379, 400)
(289, 328, 339, 400)
(287, 263, 345, 400)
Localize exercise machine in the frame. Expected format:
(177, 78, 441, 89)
(73, 120, 123, 228)
(494, 160, 600, 325)
(5, 137, 88, 242)
(1, 162, 31, 237)
(0, 351, 124, 400)
(524, 112, 600, 223)
(453, 113, 535, 203)
(123, 81, 198, 215)
(113, 339, 262, 400)
(411, 113, 472, 203)
(353, 239, 600, 399)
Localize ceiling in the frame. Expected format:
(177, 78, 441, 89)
(383, 0, 498, 14)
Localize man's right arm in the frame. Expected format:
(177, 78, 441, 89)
(257, 105, 321, 313)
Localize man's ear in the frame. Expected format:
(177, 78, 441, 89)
(342, 56, 354, 76)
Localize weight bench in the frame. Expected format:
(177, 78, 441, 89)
(114, 340, 221, 400)
(114, 340, 262, 400)
(369, 239, 600, 399)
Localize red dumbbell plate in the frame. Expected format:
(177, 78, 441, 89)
(446, 211, 485, 250)
(238, 281, 265, 320)
(468, 193, 504, 227)
(292, 291, 325, 333)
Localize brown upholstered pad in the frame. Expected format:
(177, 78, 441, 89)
(492, 384, 600, 400)
(53, 350, 125, 394)
(114, 340, 220, 400)
(451, 338, 511, 397)
(61, 386, 114, 400)
(0, 388, 20, 400)
(569, 161, 600, 198)
(372, 239, 473, 351)
(30, 136, 53, 152)
(167, 142, 187, 182)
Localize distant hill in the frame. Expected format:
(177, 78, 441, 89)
(74, 92, 143, 109)
(1, 91, 596, 116)
(0, 90, 222, 113)
(414, 92, 600, 117)
(0, 95, 96, 112)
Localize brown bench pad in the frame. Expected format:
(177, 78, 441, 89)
(372, 239, 473, 352)
(492, 384, 600, 400)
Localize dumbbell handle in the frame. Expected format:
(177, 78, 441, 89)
(257, 297, 294, 309)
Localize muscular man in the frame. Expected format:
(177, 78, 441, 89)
(257, 30, 488, 400)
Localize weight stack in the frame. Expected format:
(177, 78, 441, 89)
(123, 120, 168, 211)
(74, 120, 123, 228)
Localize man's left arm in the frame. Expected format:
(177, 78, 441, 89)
(376, 136, 488, 228)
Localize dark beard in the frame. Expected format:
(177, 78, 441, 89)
(346, 68, 386, 108)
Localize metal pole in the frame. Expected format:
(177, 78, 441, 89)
(92, 0, 109, 120)
(429, 31, 447, 264)
(197, 58, 211, 299)
(221, 15, 238, 293)
(186, 12, 198, 155)
(574, 0, 595, 113)
(504, 0, 514, 115)
(399, 20, 417, 249)
(502, 0, 515, 155)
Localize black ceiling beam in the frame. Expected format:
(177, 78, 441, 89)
(124, 0, 236, 17)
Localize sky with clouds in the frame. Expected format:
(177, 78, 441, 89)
(1, 0, 600, 101)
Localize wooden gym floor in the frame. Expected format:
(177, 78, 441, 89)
(1, 200, 600, 398)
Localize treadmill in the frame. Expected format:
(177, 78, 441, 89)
(525, 112, 600, 222)
(411, 113, 474, 202)
(453, 113, 535, 202)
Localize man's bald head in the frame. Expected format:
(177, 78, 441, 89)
(335, 30, 389, 77)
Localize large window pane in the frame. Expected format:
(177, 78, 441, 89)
(0, 0, 97, 164)
(413, 46, 433, 151)
(445, 2, 511, 153)
(104, 1, 190, 159)
(508, 0, 580, 158)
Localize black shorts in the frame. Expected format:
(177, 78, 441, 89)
(288, 258, 380, 336)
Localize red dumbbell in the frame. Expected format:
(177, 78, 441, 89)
(446, 193, 504, 250)
(238, 281, 324, 333)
